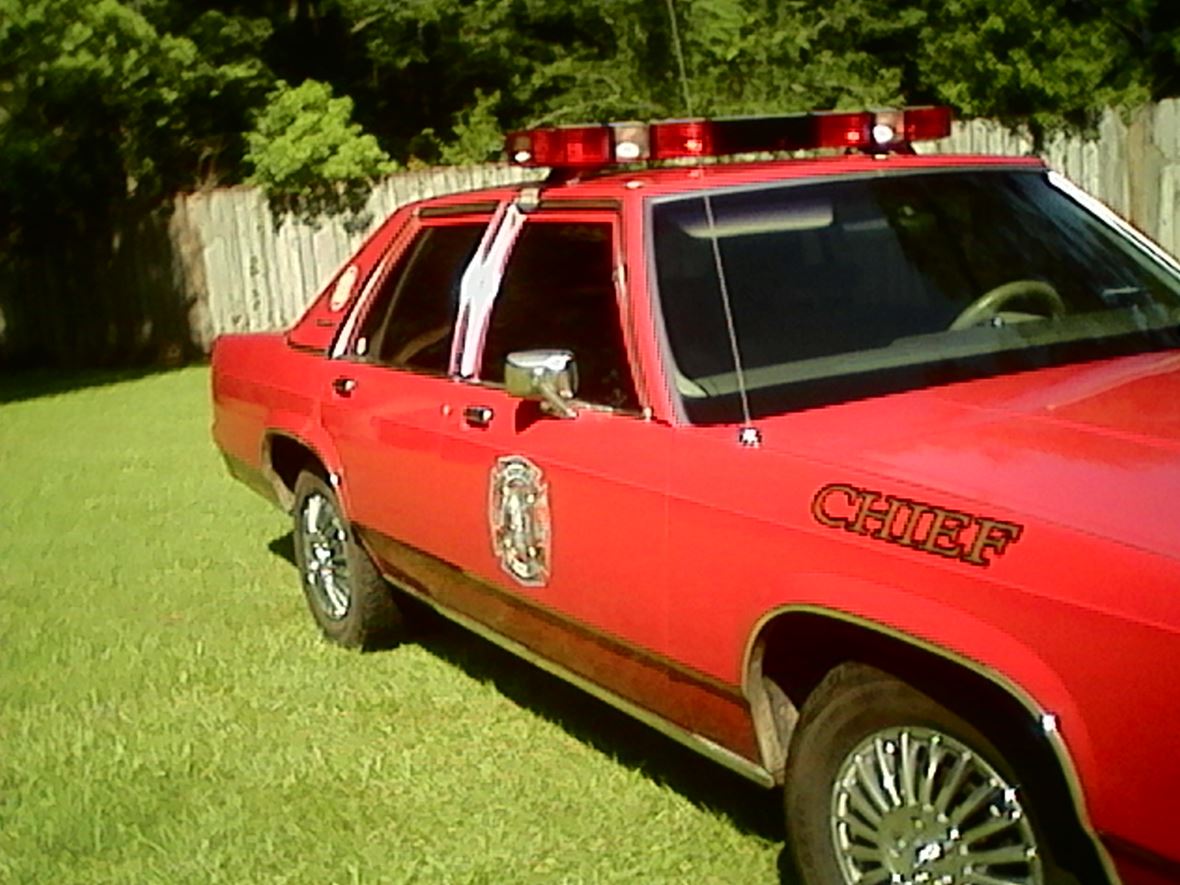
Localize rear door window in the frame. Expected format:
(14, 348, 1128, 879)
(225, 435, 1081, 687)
(354, 223, 485, 374)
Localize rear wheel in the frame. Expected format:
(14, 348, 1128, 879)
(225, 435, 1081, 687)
(291, 471, 405, 649)
(785, 664, 1073, 885)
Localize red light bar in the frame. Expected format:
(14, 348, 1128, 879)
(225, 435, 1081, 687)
(506, 107, 952, 169)
(650, 120, 714, 159)
(507, 125, 613, 168)
(903, 106, 953, 141)
(813, 112, 874, 150)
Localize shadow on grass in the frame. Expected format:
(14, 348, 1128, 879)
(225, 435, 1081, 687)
(0, 365, 196, 405)
(412, 607, 793, 843)
(269, 529, 800, 883)
(268, 532, 296, 566)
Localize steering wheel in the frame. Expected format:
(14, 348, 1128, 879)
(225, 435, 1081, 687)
(950, 280, 1066, 331)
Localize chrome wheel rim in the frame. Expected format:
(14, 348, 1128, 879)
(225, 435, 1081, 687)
(831, 727, 1041, 885)
(299, 491, 352, 621)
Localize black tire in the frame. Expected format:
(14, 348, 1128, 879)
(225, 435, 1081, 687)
(291, 471, 405, 650)
(784, 663, 1077, 885)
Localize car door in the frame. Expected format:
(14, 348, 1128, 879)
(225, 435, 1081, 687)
(428, 210, 676, 709)
(320, 213, 490, 556)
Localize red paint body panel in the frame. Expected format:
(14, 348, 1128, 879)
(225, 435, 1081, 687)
(212, 152, 1180, 881)
(663, 397, 1180, 862)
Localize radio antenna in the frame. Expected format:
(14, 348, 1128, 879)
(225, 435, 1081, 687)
(662, 0, 759, 446)
(663, 0, 695, 117)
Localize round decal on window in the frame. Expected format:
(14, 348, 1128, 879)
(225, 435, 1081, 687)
(328, 265, 360, 312)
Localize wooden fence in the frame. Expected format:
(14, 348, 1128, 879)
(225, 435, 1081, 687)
(2, 101, 1179, 367)
(178, 101, 1180, 348)
(175, 164, 534, 350)
(928, 102, 1180, 258)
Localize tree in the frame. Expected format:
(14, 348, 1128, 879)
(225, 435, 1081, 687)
(904, 0, 1148, 142)
(245, 79, 395, 218)
(0, 0, 273, 247)
(0, 0, 276, 364)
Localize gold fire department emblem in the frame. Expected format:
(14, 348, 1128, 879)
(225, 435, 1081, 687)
(488, 455, 551, 587)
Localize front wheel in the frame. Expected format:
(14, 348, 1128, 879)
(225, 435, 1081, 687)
(785, 664, 1072, 885)
(291, 471, 405, 650)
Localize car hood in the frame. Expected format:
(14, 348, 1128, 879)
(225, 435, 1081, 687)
(763, 351, 1180, 559)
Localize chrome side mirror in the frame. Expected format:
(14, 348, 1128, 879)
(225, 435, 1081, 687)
(504, 350, 579, 418)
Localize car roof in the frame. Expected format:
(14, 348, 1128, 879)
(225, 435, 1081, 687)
(436, 153, 1048, 208)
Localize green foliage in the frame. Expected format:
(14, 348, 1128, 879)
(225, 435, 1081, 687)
(904, 0, 1150, 143)
(2, 0, 1180, 256)
(437, 90, 505, 165)
(245, 79, 395, 219)
(323, 0, 1169, 158)
(0, 0, 272, 249)
(670, 0, 910, 114)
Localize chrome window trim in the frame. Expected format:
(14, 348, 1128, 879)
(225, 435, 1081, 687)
(330, 245, 398, 360)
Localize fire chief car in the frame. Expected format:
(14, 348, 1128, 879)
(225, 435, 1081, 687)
(212, 107, 1180, 884)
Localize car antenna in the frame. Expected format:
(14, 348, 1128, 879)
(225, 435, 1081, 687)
(663, 0, 760, 448)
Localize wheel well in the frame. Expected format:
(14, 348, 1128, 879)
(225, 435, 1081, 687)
(754, 611, 1111, 883)
(265, 434, 328, 511)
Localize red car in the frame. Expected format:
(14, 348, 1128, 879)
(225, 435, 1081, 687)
(212, 107, 1180, 884)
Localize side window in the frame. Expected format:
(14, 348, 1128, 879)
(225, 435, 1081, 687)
(480, 222, 640, 412)
(356, 223, 485, 373)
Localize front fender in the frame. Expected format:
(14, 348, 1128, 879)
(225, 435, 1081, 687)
(745, 572, 1099, 833)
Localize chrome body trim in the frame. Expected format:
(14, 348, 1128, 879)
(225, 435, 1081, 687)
(382, 569, 776, 789)
(740, 603, 1121, 884)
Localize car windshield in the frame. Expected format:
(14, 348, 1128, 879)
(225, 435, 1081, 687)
(651, 168, 1180, 423)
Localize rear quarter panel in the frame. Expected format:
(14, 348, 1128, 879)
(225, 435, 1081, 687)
(211, 334, 345, 508)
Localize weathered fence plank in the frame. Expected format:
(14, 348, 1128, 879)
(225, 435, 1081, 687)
(923, 103, 1180, 254)
(176, 164, 533, 345)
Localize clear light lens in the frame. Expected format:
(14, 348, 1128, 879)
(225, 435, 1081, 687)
(871, 123, 896, 144)
(615, 141, 642, 161)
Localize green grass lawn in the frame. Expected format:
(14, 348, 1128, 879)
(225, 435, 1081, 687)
(0, 368, 787, 884)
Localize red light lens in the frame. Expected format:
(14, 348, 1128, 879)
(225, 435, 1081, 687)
(903, 106, 953, 141)
(813, 112, 873, 149)
(507, 125, 613, 168)
(650, 120, 714, 159)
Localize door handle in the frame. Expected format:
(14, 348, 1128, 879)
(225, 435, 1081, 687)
(331, 377, 357, 397)
(463, 405, 494, 428)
